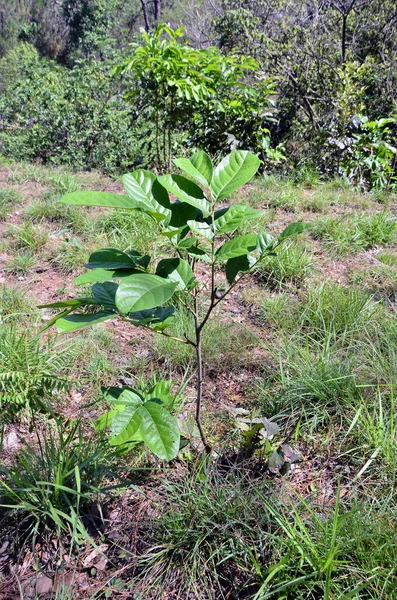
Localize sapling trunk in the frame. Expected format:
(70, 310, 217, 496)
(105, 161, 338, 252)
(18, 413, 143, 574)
(194, 328, 211, 453)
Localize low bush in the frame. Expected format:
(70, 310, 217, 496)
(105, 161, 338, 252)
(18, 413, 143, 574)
(0, 58, 144, 173)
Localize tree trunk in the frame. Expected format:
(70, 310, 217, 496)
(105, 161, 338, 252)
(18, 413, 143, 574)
(140, 0, 150, 32)
(154, 0, 161, 22)
(341, 13, 347, 63)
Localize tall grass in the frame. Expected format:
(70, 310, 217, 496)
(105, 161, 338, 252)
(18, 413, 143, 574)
(312, 211, 396, 254)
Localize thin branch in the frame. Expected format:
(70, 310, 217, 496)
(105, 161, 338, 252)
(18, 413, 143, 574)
(140, 323, 196, 346)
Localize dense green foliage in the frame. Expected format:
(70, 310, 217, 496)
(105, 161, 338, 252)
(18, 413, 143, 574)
(0, 55, 144, 172)
(0, 1, 395, 185)
(115, 24, 277, 168)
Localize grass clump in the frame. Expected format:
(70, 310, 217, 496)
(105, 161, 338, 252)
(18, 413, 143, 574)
(133, 465, 397, 599)
(25, 192, 92, 235)
(0, 187, 21, 220)
(49, 171, 81, 194)
(253, 491, 397, 599)
(261, 283, 380, 346)
(93, 209, 159, 255)
(263, 347, 360, 425)
(0, 284, 38, 323)
(241, 176, 303, 212)
(0, 324, 73, 421)
(6, 221, 49, 252)
(49, 238, 88, 274)
(254, 238, 314, 289)
(312, 211, 396, 254)
(377, 250, 397, 266)
(348, 263, 397, 299)
(134, 466, 272, 599)
(4, 250, 37, 275)
(261, 292, 298, 330)
(0, 419, 114, 541)
(296, 282, 379, 343)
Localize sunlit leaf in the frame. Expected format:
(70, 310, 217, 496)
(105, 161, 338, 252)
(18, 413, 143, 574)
(85, 248, 147, 270)
(174, 150, 213, 187)
(211, 151, 260, 201)
(115, 274, 177, 314)
(156, 258, 195, 290)
(278, 222, 309, 241)
(214, 205, 262, 234)
(60, 191, 136, 209)
(216, 234, 257, 260)
(74, 268, 140, 286)
(56, 311, 116, 333)
(187, 220, 214, 241)
(158, 174, 211, 215)
(122, 170, 171, 223)
(135, 400, 180, 460)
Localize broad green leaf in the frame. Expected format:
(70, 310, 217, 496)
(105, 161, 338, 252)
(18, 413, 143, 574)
(136, 400, 180, 460)
(40, 308, 76, 331)
(150, 314, 175, 331)
(169, 201, 197, 228)
(214, 205, 262, 234)
(56, 311, 116, 333)
(115, 274, 177, 314)
(187, 246, 212, 263)
(177, 237, 211, 262)
(161, 227, 186, 239)
(191, 151, 213, 186)
(74, 268, 140, 286)
(146, 381, 174, 407)
(108, 400, 180, 459)
(226, 254, 256, 284)
(102, 386, 143, 406)
(109, 408, 142, 446)
(128, 306, 175, 327)
(60, 191, 135, 209)
(122, 170, 171, 223)
(268, 451, 285, 474)
(156, 258, 195, 290)
(111, 405, 140, 437)
(92, 282, 118, 310)
(256, 232, 274, 256)
(157, 174, 211, 215)
(85, 248, 145, 270)
(278, 222, 309, 241)
(174, 150, 213, 187)
(96, 410, 118, 431)
(187, 220, 214, 241)
(178, 237, 199, 249)
(216, 234, 257, 260)
(210, 151, 260, 201)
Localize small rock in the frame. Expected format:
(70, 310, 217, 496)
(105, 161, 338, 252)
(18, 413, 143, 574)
(3, 429, 21, 452)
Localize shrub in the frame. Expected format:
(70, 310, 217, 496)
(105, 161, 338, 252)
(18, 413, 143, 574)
(0, 57, 144, 173)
